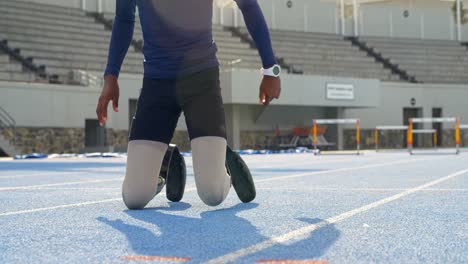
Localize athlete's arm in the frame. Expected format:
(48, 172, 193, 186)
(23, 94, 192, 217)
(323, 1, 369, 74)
(98, 0, 136, 126)
(234, 0, 276, 68)
(234, 0, 281, 105)
(104, 0, 137, 77)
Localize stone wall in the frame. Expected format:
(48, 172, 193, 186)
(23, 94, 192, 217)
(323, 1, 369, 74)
(171, 131, 190, 151)
(0, 127, 192, 154)
(240, 130, 284, 149)
(105, 129, 129, 152)
(2, 127, 85, 154)
(108, 130, 191, 152)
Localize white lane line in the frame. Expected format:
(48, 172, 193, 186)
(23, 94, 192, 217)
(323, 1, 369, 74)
(0, 172, 83, 179)
(189, 155, 376, 169)
(0, 178, 122, 191)
(31, 187, 122, 191)
(254, 157, 375, 169)
(0, 157, 411, 191)
(0, 199, 122, 217)
(205, 168, 468, 264)
(257, 187, 468, 192)
(0, 187, 198, 217)
(0, 158, 438, 216)
(256, 157, 432, 183)
(0, 156, 364, 179)
(0, 169, 124, 179)
(31, 187, 468, 192)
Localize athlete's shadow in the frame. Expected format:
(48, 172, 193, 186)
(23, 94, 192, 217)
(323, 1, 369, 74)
(256, 217, 341, 261)
(98, 202, 264, 261)
(97, 203, 340, 262)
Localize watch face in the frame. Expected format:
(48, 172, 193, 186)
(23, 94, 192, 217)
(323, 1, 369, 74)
(273, 66, 280, 75)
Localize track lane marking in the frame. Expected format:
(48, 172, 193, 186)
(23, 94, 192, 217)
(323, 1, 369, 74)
(256, 187, 468, 192)
(0, 170, 124, 179)
(256, 157, 432, 183)
(0, 156, 418, 190)
(0, 155, 375, 179)
(0, 178, 122, 191)
(256, 260, 328, 264)
(0, 187, 197, 217)
(252, 156, 374, 168)
(0, 198, 122, 216)
(122, 256, 191, 261)
(0, 158, 439, 217)
(205, 168, 468, 264)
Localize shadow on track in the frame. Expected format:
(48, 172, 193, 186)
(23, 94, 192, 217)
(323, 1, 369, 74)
(97, 202, 340, 262)
(249, 217, 340, 262)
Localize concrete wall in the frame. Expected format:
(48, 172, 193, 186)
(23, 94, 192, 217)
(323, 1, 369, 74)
(359, 0, 457, 40)
(0, 76, 141, 132)
(344, 82, 468, 130)
(0, 81, 100, 128)
(221, 69, 381, 108)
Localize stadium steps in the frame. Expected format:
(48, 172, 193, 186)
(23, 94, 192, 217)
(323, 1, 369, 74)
(274, 50, 378, 63)
(0, 32, 111, 50)
(95, 13, 264, 72)
(0, 0, 146, 83)
(0, 20, 110, 37)
(12, 49, 141, 67)
(237, 28, 399, 80)
(359, 36, 468, 84)
(226, 27, 299, 73)
(0, 26, 111, 45)
(0, 12, 104, 30)
(7, 41, 142, 60)
(346, 36, 418, 83)
(0, 0, 84, 16)
(0, 42, 40, 82)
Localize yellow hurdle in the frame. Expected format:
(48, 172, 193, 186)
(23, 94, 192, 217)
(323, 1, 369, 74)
(313, 120, 318, 151)
(455, 118, 460, 154)
(356, 119, 361, 154)
(374, 128, 379, 150)
(407, 119, 413, 154)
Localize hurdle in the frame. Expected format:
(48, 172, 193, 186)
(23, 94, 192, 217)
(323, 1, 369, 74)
(313, 118, 360, 155)
(374, 126, 408, 151)
(459, 124, 468, 149)
(407, 117, 460, 155)
(412, 129, 438, 149)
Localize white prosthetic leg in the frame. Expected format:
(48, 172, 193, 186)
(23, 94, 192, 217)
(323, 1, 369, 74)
(191, 136, 231, 206)
(122, 140, 168, 209)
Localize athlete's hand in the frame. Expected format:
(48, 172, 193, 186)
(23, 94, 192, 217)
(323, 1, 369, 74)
(259, 76, 281, 105)
(96, 75, 120, 127)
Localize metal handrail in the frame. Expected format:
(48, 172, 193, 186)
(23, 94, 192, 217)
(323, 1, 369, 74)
(0, 106, 15, 129)
(0, 106, 17, 152)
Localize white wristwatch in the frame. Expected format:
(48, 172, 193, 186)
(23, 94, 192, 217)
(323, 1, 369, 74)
(261, 64, 281, 77)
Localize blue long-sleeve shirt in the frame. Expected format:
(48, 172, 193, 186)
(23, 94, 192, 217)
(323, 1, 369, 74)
(105, 0, 276, 79)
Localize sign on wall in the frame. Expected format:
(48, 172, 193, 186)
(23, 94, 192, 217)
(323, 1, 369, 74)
(326, 83, 355, 100)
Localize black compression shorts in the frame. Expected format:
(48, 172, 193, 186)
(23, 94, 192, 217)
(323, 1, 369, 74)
(129, 67, 227, 144)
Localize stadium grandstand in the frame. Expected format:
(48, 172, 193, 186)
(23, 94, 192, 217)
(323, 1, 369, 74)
(0, 0, 468, 156)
